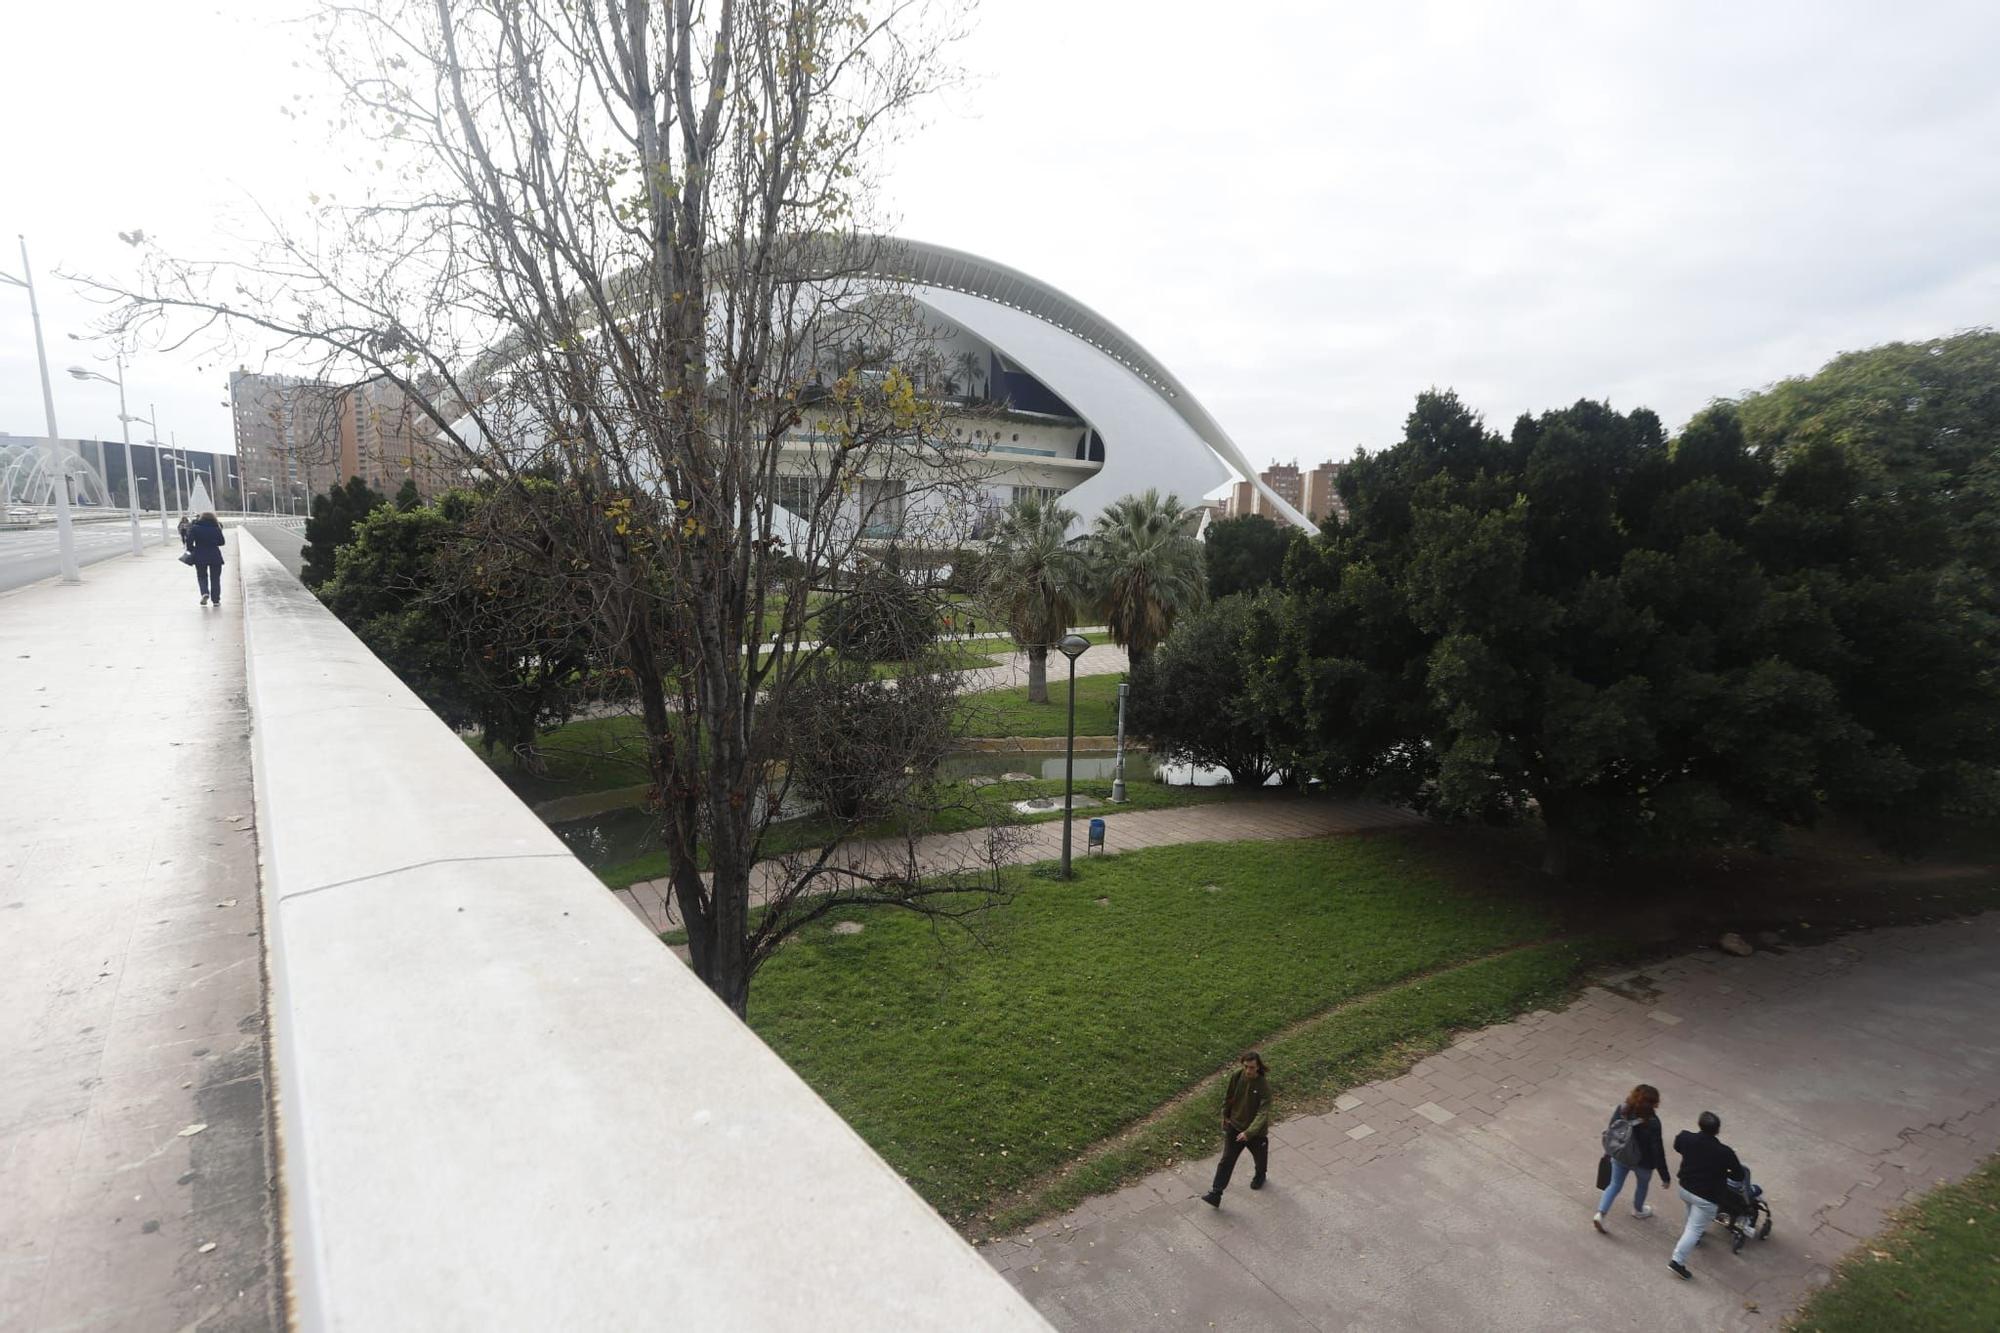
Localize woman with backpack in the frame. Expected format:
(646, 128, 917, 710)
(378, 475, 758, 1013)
(1593, 1082, 1668, 1232)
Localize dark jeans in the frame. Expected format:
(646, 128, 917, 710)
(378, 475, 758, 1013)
(1210, 1129, 1268, 1194)
(195, 562, 223, 600)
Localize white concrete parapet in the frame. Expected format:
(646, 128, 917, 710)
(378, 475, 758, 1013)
(237, 533, 1048, 1331)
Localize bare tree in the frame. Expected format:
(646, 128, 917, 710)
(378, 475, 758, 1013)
(90, 0, 1015, 1016)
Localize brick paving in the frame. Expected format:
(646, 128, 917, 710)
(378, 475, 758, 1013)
(615, 792, 1427, 932)
(987, 915, 2000, 1331)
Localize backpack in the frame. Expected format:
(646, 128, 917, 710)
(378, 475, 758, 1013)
(1602, 1109, 1645, 1168)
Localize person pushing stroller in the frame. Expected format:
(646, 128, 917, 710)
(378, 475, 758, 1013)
(1668, 1110, 1753, 1278)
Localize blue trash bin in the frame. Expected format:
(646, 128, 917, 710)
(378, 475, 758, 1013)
(1087, 817, 1106, 854)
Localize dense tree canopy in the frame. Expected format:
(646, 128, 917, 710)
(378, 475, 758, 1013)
(1258, 363, 2000, 871)
(1203, 515, 1296, 600)
(1129, 593, 1289, 788)
(1733, 331, 2000, 833)
(318, 486, 591, 771)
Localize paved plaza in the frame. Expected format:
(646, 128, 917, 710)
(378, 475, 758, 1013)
(0, 547, 279, 1330)
(989, 915, 2000, 1331)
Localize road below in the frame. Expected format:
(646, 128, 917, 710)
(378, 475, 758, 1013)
(0, 519, 307, 594)
(0, 522, 172, 593)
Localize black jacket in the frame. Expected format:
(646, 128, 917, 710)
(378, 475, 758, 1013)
(1608, 1106, 1669, 1182)
(1674, 1129, 1743, 1205)
(185, 517, 226, 566)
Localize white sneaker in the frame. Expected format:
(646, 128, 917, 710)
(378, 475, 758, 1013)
(1633, 1206, 1654, 1219)
(1592, 1210, 1606, 1233)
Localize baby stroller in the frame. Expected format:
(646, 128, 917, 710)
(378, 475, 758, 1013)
(1716, 1165, 1773, 1254)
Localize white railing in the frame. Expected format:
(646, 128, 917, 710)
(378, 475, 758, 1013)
(236, 530, 1046, 1332)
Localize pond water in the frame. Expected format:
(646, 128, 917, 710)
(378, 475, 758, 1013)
(553, 805, 662, 870)
(939, 748, 1244, 788)
(552, 749, 1247, 871)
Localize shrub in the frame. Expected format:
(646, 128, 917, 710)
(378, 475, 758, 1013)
(820, 565, 940, 662)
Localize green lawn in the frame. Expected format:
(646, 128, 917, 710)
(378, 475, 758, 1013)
(743, 834, 1575, 1228)
(1790, 1156, 2000, 1331)
(596, 774, 1236, 890)
(478, 714, 652, 806)
(958, 672, 1125, 738)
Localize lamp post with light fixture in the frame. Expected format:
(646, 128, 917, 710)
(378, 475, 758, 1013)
(1057, 632, 1091, 879)
(66, 355, 145, 555)
(2, 236, 80, 582)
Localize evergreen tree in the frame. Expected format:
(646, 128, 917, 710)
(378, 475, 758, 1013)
(318, 486, 590, 771)
(1129, 592, 1289, 787)
(300, 476, 387, 589)
(1272, 391, 1925, 873)
(1203, 514, 1296, 600)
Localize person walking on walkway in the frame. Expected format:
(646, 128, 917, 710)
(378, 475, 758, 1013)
(185, 511, 226, 606)
(1592, 1082, 1668, 1231)
(1667, 1110, 1742, 1279)
(1202, 1051, 1271, 1208)
(177, 514, 191, 550)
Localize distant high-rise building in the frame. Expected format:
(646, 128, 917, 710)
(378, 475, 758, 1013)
(336, 378, 451, 499)
(1261, 461, 1303, 512)
(1225, 461, 1318, 522)
(1303, 461, 1347, 524)
(229, 369, 341, 513)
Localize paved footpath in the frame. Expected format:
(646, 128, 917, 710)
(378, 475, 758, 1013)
(0, 545, 280, 1330)
(616, 793, 1428, 932)
(991, 915, 2000, 1331)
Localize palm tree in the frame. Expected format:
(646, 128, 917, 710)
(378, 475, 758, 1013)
(1088, 489, 1206, 669)
(983, 494, 1088, 703)
(953, 348, 986, 402)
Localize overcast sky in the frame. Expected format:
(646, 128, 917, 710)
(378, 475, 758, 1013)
(3, 0, 1995, 475)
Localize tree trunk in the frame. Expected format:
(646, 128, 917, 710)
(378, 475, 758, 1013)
(1026, 646, 1048, 704)
(1540, 826, 1573, 878)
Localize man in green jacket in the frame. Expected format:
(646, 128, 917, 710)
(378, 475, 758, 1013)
(1202, 1051, 1271, 1207)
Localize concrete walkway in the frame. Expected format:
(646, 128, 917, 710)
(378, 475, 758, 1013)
(989, 915, 2000, 1331)
(0, 549, 280, 1329)
(615, 792, 1428, 932)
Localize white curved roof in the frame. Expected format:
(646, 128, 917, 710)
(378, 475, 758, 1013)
(859, 239, 1317, 533)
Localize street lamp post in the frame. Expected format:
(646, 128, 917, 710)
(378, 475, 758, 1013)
(1057, 632, 1092, 880)
(2, 236, 80, 582)
(66, 356, 144, 555)
(135, 405, 170, 543)
(1111, 681, 1130, 803)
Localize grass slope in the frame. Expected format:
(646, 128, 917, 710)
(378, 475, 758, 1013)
(986, 938, 1606, 1234)
(744, 834, 1571, 1227)
(1789, 1155, 2000, 1331)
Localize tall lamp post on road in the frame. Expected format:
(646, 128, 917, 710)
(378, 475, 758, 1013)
(66, 357, 144, 556)
(1057, 632, 1091, 880)
(145, 425, 185, 535)
(2, 236, 80, 582)
(128, 406, 171, 544)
